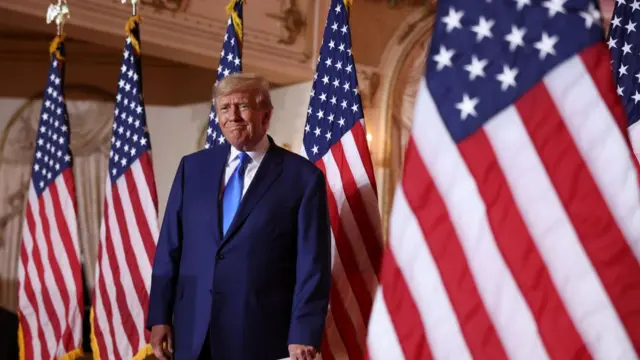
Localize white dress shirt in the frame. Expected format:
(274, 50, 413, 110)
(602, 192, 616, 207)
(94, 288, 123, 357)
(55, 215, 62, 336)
(223, 135, 270, 198)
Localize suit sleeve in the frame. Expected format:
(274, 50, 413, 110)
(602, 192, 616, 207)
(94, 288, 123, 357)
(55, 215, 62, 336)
(288, 169, 332, 349)
(146, 157, 185, 330)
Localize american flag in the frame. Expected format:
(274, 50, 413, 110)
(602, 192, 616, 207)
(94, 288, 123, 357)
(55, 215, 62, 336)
(204, 0, 243, 148)
(17, 36, 84, 360)
(366, 1, 640, 359)
(90, 16, 160, 359)
(300, 0, 382, 358)
(608, 0, 640, 161)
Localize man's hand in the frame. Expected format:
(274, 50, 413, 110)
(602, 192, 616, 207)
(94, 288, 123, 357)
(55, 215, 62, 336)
(150, 324, 173, 360)
(288, 344, 317, 360)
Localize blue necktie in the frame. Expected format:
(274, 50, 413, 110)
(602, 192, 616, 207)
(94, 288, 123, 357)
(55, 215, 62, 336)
(222, 152, 251, 235)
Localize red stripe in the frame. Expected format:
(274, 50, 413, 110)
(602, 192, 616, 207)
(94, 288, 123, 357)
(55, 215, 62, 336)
(50, 176, 84, 349)
(320, 329, 335, 360)
(402, 139, 509, 360)
(124, 168, 156, 266)
(458, 130, 591, 359)
(102, 198, 139, 351)
(316, 160, 366, 359)
(19, 245, 48, 360)
(516, 81, 640, 353)
(94, 243, 118, 359)
(18, 309, 35, 360)
(579, 44, 640, 185)
(379, 246, 433, 359)
(139, 152, 159, 214)
(25, 203, 63, 343)
(351, 121, 378, 196)
(330, 142, 383, 277)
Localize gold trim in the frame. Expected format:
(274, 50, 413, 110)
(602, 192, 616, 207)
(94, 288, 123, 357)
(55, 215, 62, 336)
(376, 9, 436, 239)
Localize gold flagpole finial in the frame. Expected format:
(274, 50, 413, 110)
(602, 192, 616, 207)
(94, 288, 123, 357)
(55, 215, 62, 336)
(46, 0, 70, 36)
(121, 0, 138, 16)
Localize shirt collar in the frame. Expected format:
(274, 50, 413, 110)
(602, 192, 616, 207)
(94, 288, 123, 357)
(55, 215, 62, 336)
(228, 135, 270, 165)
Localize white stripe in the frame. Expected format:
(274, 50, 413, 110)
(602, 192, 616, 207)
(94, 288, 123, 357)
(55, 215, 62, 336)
(18, 260, 42, 357)
(485, 105, 636, 359)
(366, 288, 405, 360)
(55, 171, 81, 264)
(629, 121, 640, 163)
(414, 81, 549, 360)
(389, 186, 472, 360)
(22, 196, 57, 356)
(340, 130, 383, 243)
(27, 185, 67, 352)
(131, 159, 160, 242)
(544, 56, 640, 258)
(105, 181, 144, 357)
(321, 154, 378, 296)
(115, 173, 153, 292)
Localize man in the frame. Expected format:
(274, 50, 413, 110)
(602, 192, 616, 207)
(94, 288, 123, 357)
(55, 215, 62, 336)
(147, 73, 332, 360)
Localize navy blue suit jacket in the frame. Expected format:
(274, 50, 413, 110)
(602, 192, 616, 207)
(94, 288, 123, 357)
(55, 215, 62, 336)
(146, 137, 332, 360)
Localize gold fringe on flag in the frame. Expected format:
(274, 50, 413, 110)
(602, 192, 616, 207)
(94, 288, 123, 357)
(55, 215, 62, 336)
(90, 308, 100, 359)
(343, 0, 353, 11)
(125, 14, 142, 54)
(17, 312, 25, 360)
(225, 0, 244, 42)
(59, 348, 85, 360)
(49, 33, 66, 61)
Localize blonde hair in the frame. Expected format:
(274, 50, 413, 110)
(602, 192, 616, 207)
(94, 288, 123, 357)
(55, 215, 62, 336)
(213, 72, 273, 110)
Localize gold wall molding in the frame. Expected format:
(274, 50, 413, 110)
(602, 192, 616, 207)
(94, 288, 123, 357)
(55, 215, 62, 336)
(375, 7, 436, 237)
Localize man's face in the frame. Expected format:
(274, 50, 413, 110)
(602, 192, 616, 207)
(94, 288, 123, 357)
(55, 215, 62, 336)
(217, 90, 271, 151)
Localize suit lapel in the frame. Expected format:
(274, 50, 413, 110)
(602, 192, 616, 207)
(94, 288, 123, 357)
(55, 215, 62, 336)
(204, 144, 230, 243)
(221, 143, 283, 245)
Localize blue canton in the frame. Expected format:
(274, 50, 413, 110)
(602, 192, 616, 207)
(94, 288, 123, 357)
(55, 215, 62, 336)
(205, 1, 243, 148)
(32, 41, 72, 196)
(108, 24, 151, 183)
(608, 0, 640, 127)
(302, 0, 364, 164)
(428, 0, 603, 143)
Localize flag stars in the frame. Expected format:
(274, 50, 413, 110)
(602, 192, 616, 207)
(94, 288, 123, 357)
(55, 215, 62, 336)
(626, 20, 637, 33)
(514, 0, 531, 10)
(442, 7, 464, 32)
(543, 0, 567, 17)
(433, 45, 455, 71)
(471, 17, 494, 42)
(464, 55, 488, 80)
(455, 93, 479, 120)
(534, 32, 558, 59)
(505, 25, 526, 52)
(579, 3, 601, 28)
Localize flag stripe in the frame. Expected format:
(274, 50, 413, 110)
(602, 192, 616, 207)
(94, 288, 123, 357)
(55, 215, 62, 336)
(403, 139, 509, 360)
(412, 82, 551, 359)
(330, 142, 382, 282)
(25, 200, 64, 349)
(321, 152, 374, 317)
(458, 128, 591, 359)
(21, 213, 53, 357)
(581, 44, 640, 175)
(517, 76, 640, 354)
(43, 187, 77, 350)
(367, 288, 410, 360)
(316, 159, 366, 359)
(545, 51, 640, 260)
(95, 242, 118, 357)
(102, 195, 138, 353)
(485, 103, 634, 359)
(18, 252, 44, 359)
(378, 250, 433, 359)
